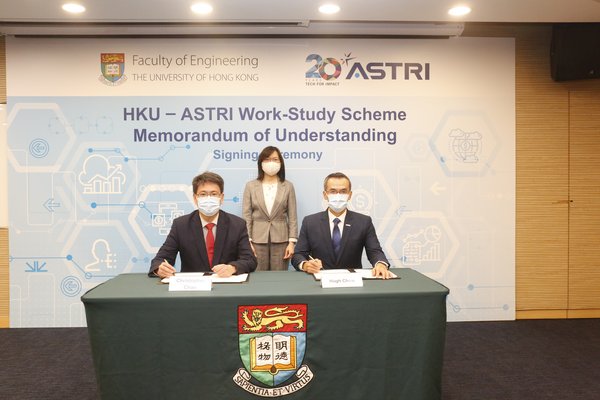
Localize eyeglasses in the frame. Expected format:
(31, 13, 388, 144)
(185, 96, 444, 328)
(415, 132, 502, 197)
(326, 189, 349, 195)
(264, 157, 281, 163)
(196, 191, 221, 198)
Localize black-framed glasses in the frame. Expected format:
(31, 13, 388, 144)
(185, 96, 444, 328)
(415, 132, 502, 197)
(263, 157, 281, 163)
(196, 191, 221, 198)
(326, 189, 349, 195)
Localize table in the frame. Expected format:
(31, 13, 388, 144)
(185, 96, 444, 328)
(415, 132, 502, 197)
(82, 269, 448, 400)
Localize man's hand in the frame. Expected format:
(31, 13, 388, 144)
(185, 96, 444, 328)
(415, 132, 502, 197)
(212, 264, 236, 277)
(372, 262, 392, 279)
(156, 259, 176, 278)
(301, 258, 323, 274)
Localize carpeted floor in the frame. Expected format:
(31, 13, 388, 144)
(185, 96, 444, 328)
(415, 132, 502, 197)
(0, 328, 98, 400)
(1, 319, 599, 399)
(442, 319, 600, 400)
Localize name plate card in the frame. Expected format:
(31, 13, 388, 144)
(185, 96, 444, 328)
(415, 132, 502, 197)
(321, 273, 364, 288)
(169, 275, 212, 291)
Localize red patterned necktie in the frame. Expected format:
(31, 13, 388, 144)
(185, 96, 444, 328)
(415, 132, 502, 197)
(205, 223, 215, 267)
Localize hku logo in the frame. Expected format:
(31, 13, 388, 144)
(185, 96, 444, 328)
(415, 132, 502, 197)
(99, 53, 127, 86)
(233, 304, 313, 397)
(305, 52, 431, 83)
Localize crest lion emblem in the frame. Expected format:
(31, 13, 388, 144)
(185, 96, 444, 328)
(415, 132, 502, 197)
(242, 306, 304, 332)
(234, 304, 313, 397)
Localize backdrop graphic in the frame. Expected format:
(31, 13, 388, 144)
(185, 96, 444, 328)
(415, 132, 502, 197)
(6, 37, 515, 326)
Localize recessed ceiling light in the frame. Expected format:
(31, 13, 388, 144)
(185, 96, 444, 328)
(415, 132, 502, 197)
(319, 4, 341, 15)
(191, 3, 213, 15)
(448, 5, 471, 17)
(62, 3, 86, 14)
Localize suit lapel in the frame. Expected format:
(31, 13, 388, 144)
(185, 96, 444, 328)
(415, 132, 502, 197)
(191, 211, 210, 267)
(338, 211, 354, 262)
(212, 210, 228, 264)
(319, 211, 336, 267)
(254, 181, 270, 217)
(269, 181, 285, 217)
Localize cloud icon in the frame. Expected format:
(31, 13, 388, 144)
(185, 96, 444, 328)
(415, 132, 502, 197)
(78, 154, 127, 194)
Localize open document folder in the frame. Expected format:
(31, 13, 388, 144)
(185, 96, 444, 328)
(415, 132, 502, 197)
(314, 268, 398, 281)
(161, 272, 249, 284)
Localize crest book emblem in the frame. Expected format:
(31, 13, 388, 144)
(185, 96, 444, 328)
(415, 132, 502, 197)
(234, 304, 313, 397)
(99, 53, 127, 85)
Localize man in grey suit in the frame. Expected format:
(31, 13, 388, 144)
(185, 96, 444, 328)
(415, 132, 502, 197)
(149, 172, 257, 278)
(292, 172, 392, 279)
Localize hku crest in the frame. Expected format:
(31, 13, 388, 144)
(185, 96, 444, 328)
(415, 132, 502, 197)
(233, 304, 313, 397)
(99, 53, 127, 85)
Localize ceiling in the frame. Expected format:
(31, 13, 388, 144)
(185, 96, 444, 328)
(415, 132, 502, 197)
(0, 0, 599, 36)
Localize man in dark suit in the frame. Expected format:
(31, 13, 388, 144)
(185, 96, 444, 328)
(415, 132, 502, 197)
(149, 171, 257, 278)
(292, 172, 392, 279)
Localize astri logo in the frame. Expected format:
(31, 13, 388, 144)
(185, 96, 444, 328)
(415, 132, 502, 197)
(99, 53, 127, 86)
(233, 304, 313, 397)
(305, 52, 431, 85)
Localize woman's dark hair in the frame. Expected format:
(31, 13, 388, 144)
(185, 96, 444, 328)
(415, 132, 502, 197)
(257, 146, 285, 182)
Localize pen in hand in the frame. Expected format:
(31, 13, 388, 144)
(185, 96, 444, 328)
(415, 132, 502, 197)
(308, 255, 323, 270)
(163, 259, 176, 277)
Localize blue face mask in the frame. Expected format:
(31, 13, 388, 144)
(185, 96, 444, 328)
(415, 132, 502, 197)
(327, 194, 349, 213)
(197, 196, 220, 217)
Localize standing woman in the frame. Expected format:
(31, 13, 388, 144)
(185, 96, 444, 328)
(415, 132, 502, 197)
(243, 146, 298, 271)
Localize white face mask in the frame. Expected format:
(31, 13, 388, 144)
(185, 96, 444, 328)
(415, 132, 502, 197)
(327, 193, 349, 213)
(197, 196, 221, 217)
(261, 161, 281, 177)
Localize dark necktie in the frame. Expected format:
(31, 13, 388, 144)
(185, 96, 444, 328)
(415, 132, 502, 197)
(332, 218, 341, 259)
(206, 223, 215, 266)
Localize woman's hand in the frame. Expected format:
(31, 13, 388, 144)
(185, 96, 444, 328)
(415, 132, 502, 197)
(283, 242, 295, 259)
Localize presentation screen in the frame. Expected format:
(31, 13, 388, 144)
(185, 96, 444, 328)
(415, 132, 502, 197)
(6, 37, 515, 326)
